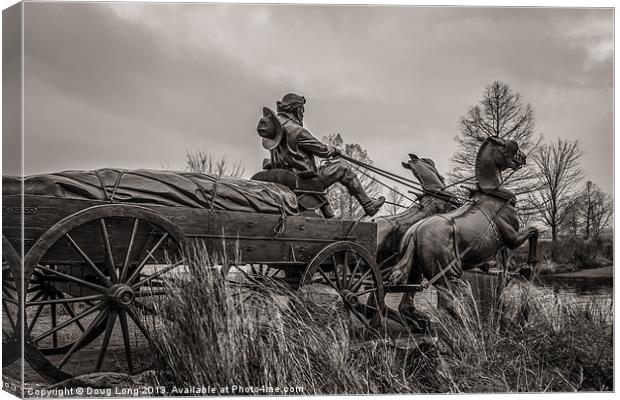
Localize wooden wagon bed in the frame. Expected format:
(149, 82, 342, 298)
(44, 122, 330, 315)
(2, 192, 382, 383)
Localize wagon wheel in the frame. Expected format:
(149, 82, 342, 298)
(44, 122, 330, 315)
(2, 237, 22, 366)
(237, 264, 285, 285)
(300, 241, 385, 334)
(227, 264, 287, 307)
(22, 205, 186, 383)
(23, 267, 110, 357)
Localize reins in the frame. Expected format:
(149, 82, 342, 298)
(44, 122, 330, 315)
(338, 154, 463, 205)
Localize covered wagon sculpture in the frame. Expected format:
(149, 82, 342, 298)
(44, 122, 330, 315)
(2, 168, 386, 382)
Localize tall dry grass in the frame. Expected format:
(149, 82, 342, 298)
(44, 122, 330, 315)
(145, 248, 613, 394)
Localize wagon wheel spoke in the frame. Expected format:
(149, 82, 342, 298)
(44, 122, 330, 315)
(380, 264, 396, 278)
(138, 279, 169, 288)
(134, 289, 169, 298)
(125, 307, 153, 347)
(35, 264, 108, 294)
(120, 219, 140, 282)
(132, 260, 183, 289)
(100, 219, 119, 283)
(250, 264, 260, 276)
(27, 285, 43, 294)
(126, 233, 170, 285)
(269, 267, 282, 278)
(132, 300, 158, 315)
(350, 268, 373, 292)
(33, 302, 105, 343)
(27, 290, 44, 305)
(58, 293, 85, 332)
(346, 302, 380, 335)
(341, 251, 351, 287)
(2, 301, 16, 331)
(58, 307, 110, 369)
(28, 294, 49, 332)
(2, 271, 17, 290)
(317, 267, 339, 292)
(346, 256, 363, 288)
(353, 288, 377, 297)
(27, 294, 105, 307)
(330, 254, 343, 290)
(50, 293, 58, 348)
(2, 297, 19, 306)
(65, 233, 113, 287)
(118, 310, 134, 374)
(95, 309, 118, 372)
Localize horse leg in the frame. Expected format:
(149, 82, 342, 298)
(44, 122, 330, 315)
(397, 271, 430, 332)
(517, 230, 539, 279)
(495, 219, 539, 279)
(436, 277, 471, 321)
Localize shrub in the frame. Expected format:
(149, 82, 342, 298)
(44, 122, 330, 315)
(513, 236, 613, 271)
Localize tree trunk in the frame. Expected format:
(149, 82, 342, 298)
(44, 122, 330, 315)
(550, 225, 558, 261)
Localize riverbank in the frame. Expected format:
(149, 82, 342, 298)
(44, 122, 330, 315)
(550, 265, 613, 279)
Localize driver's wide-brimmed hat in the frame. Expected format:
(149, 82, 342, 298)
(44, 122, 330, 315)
(257, 107, 283, 150)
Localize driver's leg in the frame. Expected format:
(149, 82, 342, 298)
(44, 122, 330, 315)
(318, 160, 385, 216)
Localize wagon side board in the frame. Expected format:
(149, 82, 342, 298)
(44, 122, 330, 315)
(3, 195, 377, 267)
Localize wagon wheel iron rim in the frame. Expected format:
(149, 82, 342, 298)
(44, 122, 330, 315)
(2, 237, 22, 367)
(22, 204, 186, 383)
(301, 241, 386, 336)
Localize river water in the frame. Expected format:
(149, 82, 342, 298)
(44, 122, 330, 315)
(465, 269, 614, 322)
(385, 268, 614, 322)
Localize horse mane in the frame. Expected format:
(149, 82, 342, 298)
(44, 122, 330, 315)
(474, 137, 492, 178)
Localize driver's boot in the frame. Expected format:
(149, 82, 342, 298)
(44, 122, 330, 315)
(325, 160, 386, 216)
(343, 176, 385, 216)
(357, 192, 386, 217)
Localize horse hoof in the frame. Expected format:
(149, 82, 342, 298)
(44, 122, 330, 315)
(399, 307, 431, 333)
(517, 266, 532, 280)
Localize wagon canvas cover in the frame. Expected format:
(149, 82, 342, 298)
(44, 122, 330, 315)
(3, 168, 299, 215)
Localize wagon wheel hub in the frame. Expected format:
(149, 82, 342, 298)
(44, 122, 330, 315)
(341, 289, 359, 306)
(107, 284, 135, 308)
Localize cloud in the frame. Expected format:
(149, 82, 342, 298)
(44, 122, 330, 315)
(21, 3, 613, 193)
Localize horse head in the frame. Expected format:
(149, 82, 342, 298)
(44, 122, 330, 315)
(482, 136, 526, 171)
(402, 154, 446, 193)
(476, 137, 526, 191)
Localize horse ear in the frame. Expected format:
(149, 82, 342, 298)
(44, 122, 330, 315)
(408, 153, 419, 160)
(402, 161, 410, 169)
(487, 136, 504, 146)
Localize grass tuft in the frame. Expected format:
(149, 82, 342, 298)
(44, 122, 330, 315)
(145, 247, 613, 394)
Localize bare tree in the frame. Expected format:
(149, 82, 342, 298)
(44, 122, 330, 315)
(449, 81, 541, 202)
(561, 192, 582, 237)
(581, 181, 613, 239)
(322, 134, 381, 219)
(531, 139, 584, 242)
(185, 147, 245, 177)
(386, 185, 405, 215)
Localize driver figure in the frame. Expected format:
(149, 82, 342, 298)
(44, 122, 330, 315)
(258, 93, 385, 217)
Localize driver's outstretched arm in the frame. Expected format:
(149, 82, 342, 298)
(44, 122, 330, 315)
(296, 128, 337, 158)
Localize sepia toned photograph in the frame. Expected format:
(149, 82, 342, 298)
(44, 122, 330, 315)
(1, 1, 614, 397)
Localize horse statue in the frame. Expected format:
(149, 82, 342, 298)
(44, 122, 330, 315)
(375, 154, 459, 267)
(389, 136, 539, 322)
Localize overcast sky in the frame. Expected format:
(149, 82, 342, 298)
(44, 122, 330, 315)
(14, 3, 613, 193)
